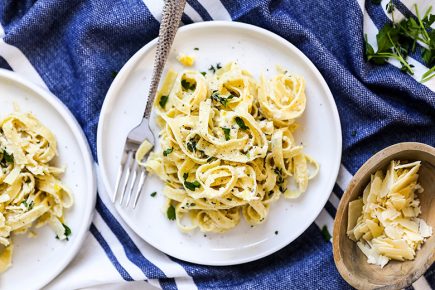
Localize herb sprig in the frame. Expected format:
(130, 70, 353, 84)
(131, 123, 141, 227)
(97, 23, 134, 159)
(159, 95, 169, 109)
(181, 79, 196, 91)
(210, 90, 234, 107)
(163, 147, 173, 156)
(2, 149, 14, 164)
(184, 180, 201, 191)
(167, 205, 176, 220)
(221, 127, 231, 141)
(235, 117, 249, 130)
(366, 3, 435, 82)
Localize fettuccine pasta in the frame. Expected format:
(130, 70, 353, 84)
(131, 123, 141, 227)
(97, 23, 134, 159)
(139, 62, 319, 233)
(0, 112, 73, 272)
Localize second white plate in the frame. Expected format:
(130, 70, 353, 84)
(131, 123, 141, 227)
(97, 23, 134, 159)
(97, 21, 342, 266)
(0, 69, 96, 289)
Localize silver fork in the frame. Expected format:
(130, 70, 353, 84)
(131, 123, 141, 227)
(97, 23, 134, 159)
(112, 0, 186, 208)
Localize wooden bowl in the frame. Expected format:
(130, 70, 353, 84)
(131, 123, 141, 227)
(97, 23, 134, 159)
(333, 142, 435, 289)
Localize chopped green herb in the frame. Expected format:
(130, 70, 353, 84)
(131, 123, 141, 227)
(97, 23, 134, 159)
(167, 205, 176, 220)
(21, 200, 28, 208)
(183, 172, 188, 180)
(57, 223, 72, 241)
(211, 90, 234, 107)
(194, 47, 199, 51)
(184, 180, 201, 191)
(190, 203, 196, 206)
(201, 71, 206, 76)
(159, 95, 169, 109)
(235, 117, 248, 130)
(3, 150, 13, 163)
(321, 225, 331, 241)
(181, 79, 196, 90)
(208, 63, 222, 73)
(221, 127, 231, 141)
(163, 147, 173, 156)
(186, 136, 198, 152)
(150, 192, 157, 197)
(274, 168, 286, 192)
(206, 157, 216, 163)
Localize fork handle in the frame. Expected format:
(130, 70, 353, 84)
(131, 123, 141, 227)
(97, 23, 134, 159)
(143, 0, 186, 118)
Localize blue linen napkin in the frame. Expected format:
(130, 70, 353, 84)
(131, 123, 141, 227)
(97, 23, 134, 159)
(0, 0, 433, 289)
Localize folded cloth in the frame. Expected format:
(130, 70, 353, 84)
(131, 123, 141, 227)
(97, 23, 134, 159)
(0, 0, 433, 289)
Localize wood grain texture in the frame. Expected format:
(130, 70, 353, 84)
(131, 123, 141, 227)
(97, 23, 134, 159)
(333, 142, 435, 289)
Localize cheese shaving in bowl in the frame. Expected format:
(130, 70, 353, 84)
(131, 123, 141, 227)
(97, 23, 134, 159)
(347, 160, 432, 268)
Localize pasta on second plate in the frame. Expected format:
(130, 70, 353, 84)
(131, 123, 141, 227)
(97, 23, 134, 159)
(138, 62, 318, 233)
(0, 112, 73, 272)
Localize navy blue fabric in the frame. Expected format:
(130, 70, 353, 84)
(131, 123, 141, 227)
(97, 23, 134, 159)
(0, 0, 433, 289)
(90, 223, 134, 281)
(95, 195, 176, 282)
(0, 56, 11, 71)
(171, 224, 352, 290)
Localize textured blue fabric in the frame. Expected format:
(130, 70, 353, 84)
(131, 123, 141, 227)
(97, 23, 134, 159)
(172, 224, 352, 290)
(0, 0, 434, 289)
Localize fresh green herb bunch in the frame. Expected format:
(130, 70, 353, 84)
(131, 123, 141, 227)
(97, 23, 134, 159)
(366, 3, 435, 82)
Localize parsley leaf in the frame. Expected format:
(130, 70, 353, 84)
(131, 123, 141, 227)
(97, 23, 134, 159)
(210, 90, 234, 107)
(167, 205, 176, 220)
(184, 180, 201, 191)
(235, 117, 248, 130)
(364, 4, 435, 81)
(194, 47, 199, 51)
(201, 72, 206, 76)
(150, 192, 157, 197)
(61, 223, 72, 241)
(186, 135, 199, 152)
(321, 225, 331, 241)
(3, 150, 14, 163)
(163, 147, 173, 156)
(208, 63, 222, 73)
(221, 127, 231, 141)
(181, 79, 196, 91)
(183, 173, 188, 180)
(159, 95, 169, 109)
(206, 157, 216, 162)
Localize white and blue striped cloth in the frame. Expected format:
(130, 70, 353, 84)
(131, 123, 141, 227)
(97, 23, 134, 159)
(0, 0, 433, 289)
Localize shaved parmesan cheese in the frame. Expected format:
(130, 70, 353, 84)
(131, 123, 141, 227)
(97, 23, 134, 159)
(177, 54, 195, 67)
(347, 160, 431, 267)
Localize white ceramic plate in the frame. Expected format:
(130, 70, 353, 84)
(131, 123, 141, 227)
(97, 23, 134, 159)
(0, 69, 96, 289)
(97, 22, 342, 266)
